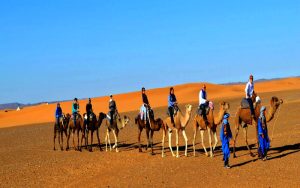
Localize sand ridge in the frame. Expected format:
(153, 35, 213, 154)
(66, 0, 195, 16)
(0, 77, 299, 128)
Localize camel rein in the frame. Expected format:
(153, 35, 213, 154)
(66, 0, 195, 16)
(271, 105, 282, 141)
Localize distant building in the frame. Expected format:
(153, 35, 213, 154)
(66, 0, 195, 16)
(16, 106, 21, 111)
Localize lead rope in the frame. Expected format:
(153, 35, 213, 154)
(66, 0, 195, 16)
(271, 105, 281, 141)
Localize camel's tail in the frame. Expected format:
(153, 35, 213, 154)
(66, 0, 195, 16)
(135, 116, 139, 125)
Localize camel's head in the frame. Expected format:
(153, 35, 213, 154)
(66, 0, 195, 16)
(185, 104, 193, 113)
(270, 96, 283, 109)
(219, 101, 230, 112)
(63, 113, 71, 126)
(98, 112, 107, 126)
(120, 115, 131, 129)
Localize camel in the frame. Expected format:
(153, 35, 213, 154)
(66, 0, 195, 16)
(162, 104, 193, 158)
(104, 114, 130, 152)
(53, 113, 70, 151)
(83, 112, 107, 152)
(233, 96, 283, 158)
(192, 101, 230, 157)
(135, 108, 164, 155)
(66, 113, 85, 151)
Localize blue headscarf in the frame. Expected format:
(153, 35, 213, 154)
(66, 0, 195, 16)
(223, 113, 230, 125)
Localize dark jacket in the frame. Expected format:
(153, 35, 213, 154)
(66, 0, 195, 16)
(86, 103, 93, 114)
(142, 93, 149, 105)
(109, 100, 117, 111)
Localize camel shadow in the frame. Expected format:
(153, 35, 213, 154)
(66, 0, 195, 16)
(266, 143, 300, 161)
(231, 143, 300, 167)
(116, 142, 139, 151)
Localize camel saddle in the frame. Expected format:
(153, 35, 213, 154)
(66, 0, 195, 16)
(84, 113, 95, 121)
(197, 101, 213, 116)
(166, 106, 179, 117)
(241, 98, 251, 109)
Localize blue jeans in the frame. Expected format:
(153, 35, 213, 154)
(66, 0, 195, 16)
(73, 112, 77, 126)
(246, 98, 255, 116)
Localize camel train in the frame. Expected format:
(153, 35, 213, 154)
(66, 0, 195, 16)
(53, 94, 283, 160)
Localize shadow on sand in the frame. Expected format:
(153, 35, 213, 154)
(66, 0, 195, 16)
(231, 143, 300, 168)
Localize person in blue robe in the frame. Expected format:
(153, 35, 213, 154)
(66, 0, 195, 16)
(220, 113, 232, 169)
(258, 106, 270, 161)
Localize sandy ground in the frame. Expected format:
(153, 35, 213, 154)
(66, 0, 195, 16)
(0, 77, 300, 128)
(0, 89, 299, 187)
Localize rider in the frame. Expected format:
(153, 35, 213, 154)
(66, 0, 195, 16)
(72, 98, 79, 126)
(168, 87, 177, 125)
(86, 98, 93, 125)
(109, 94, 118, 125)
(55, 103, 63, 126)
(199, 84, 209, 125)
(140, 87, 150, 124)
(245, 74, 255, 118)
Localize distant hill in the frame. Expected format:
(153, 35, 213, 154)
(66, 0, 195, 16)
(222, 76, 299, 85)
(0, 102, 51, 110)
(0, 103, 25, 110)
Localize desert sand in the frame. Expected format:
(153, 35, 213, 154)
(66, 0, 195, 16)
(0, 78, 299, 187)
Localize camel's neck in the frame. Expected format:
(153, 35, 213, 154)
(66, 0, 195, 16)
(117, 118, 124, 129)
(266, 105, 278, 122)
(214, 108, 225, 125)
(207, 109, 214, 123)
(180, 109, 191, 127)
(254, 103, 261, 118)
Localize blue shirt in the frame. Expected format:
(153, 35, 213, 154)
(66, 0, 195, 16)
(168, 94, 177, 107)
(55, 107, 62, 118)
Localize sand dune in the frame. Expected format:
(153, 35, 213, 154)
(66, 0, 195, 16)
(0, 77, 299, 128)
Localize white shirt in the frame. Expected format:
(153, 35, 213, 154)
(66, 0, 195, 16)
(245, 81, 254, 98)
(199, 89, 207, 105)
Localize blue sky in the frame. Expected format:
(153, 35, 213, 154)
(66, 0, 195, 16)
(0, 0, 299, 103)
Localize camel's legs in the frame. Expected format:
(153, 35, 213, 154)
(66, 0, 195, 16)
(57, 129, 61, 150)
(182, 129, 188, 157)
(193, 128, 197, 156)
(162, 129, 166, 157)
(72, 129, 76, 151)
(168, 130, 175, 157)
(176, 129, 180, 158)
(200, 130, 208, 156)
(66, 128, 71, 150)
(243, 126, 254, 157)
(105, 129, 108, 151)
(90, 130, 94, 152)
(145, 128, 150, 151)
(60, 129, 64, 150)
(53, 126, 57, 150)
(85, 129, 89, 149)
(112, 130, 119, 152)
(107, 130, 112, 151)
(77, 129, 81, 151)
(212, 131, 218, 151)
(208, 127, 213, 157)
(233, 125, 240, 158)
(80, 129, 85, 151)
(84, 124, 87, 149)
(96, 129, 102, 151)
(60, 130, 64, 151)
(150, 130, 154, 155)
(138, 127, 143, 152)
